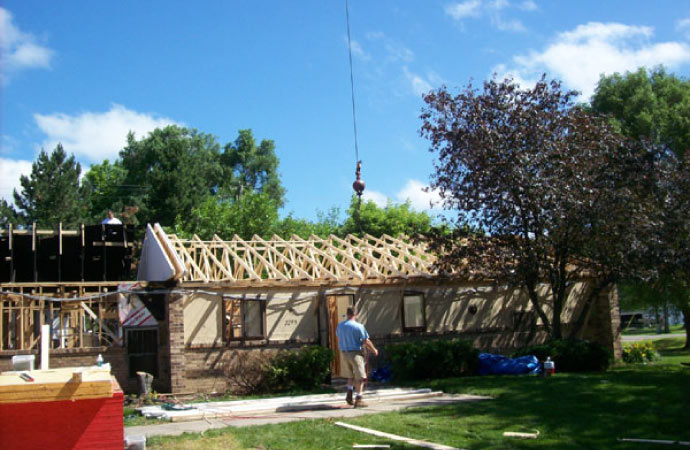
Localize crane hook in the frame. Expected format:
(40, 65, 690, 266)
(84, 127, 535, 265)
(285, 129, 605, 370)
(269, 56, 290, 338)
(352, 160, 365, 198)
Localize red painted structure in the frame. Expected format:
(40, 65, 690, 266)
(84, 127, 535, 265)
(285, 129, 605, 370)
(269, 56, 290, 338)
(0, 379, 123, 450)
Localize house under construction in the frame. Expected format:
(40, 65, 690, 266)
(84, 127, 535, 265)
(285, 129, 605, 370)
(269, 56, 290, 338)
(0, 223, 621, 394)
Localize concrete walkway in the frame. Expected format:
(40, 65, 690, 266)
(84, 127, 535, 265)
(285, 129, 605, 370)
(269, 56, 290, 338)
(621, 332, 684, 342)
(125, 392, 490, 440)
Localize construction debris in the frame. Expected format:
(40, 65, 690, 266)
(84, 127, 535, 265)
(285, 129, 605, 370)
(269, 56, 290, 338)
(138, 388, 443, 422)
(335, 421, 461, 450)
(618, 438, 690, 446)
(503, 430, 540, 439)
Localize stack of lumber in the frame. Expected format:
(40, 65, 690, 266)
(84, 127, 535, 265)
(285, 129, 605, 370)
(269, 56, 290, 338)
(0, 365, 114, 403)
(0, 364, 123, 450)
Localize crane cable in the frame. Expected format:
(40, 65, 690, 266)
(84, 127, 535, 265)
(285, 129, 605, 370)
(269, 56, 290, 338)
(345, 0, 360, 165)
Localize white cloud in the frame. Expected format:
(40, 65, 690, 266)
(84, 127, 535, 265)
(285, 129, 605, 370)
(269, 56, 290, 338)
(0, 158, 32, 204)
(494, 17, 526, 32)
(445, 0, 531, 32)
(362, 189, 389, 207)
(366, 32, 414, 63)
(403, 67, 444, 97)
(346, 38, 370, 61)
(404, 67, 433, 96)
(34, 104, 179, 162)
(360, 180, 444, 211)
(499, 22, 690, 99)
(519, 0, 537, 11)
(445, 0, 482, 20)
(396, 180, 443, 211)
(677, 18, 690, 38)
(0, 7, 53, 82)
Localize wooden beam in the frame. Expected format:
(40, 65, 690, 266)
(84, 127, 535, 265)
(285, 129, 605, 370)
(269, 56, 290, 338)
(189, 235, 236, 281)
(207, 235, 260, 281)
(291, 235, 362, 280)
(226, 235, 289, 281)
(334, 422, 461, 450)
(80, 301, 120, 345)
(166, 236, 209, 282)
(252, 235, 314, 280)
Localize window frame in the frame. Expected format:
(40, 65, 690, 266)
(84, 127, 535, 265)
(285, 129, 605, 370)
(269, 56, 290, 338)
(401, 292, 426, 332)
(223, 297, 267, 342)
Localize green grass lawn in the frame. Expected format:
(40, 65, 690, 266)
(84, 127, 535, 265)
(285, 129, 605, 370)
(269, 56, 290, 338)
(146, 341, 689, 449)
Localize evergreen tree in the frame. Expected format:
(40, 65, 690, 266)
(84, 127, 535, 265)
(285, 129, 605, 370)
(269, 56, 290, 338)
(13, 144, 84, 228)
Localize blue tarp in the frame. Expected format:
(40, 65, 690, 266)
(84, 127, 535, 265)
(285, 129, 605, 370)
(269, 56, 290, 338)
(478, 353, 542, 375)
(370, 364, 392, 383)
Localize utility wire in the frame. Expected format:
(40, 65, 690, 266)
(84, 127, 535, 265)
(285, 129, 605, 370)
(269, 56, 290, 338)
(345, 0, 360, 164)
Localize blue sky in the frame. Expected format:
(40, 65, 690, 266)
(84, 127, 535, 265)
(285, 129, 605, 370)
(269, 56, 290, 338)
(2, 1, 690, 221)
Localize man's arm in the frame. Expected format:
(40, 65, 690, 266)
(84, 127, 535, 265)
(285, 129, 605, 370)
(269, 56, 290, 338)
(363, 338, 378, 357)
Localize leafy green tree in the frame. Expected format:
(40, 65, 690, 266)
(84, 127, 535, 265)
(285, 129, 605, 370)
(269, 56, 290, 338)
(81, 159, 132, 223)
(220, 129, 285, 206)
(274, 207, 343, 238)
(175, 192, 279, 240)
(591, 67, 690, 158)
(342, 196, 433, 238)
(592, 67, 690, 347)
(120, 126, 222, 226)
(13, 144, 84, 228)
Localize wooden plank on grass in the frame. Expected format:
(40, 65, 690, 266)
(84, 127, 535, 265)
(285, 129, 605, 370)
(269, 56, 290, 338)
(334, 422, 462, 450)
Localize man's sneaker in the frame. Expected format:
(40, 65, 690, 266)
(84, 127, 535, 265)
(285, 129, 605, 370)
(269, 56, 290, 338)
(345, 390, 353, 405)
(354, 397, 368, 408)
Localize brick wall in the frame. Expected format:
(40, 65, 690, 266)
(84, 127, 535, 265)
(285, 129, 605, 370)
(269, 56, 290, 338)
(166, 293, 186, 393)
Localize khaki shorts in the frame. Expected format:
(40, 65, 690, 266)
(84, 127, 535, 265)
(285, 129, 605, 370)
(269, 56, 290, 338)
(340, 351, 367, 380)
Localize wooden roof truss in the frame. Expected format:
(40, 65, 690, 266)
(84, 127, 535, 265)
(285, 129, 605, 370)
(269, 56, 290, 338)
(165, 233, 436, 283)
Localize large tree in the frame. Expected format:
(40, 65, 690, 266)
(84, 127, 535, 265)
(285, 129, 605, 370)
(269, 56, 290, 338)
(420, 76, 655, 339)
(592, 67, 690, 346)
(13, 144, 85, 228)
(220, 129, 285, 206)
(81, 159, 132, 223)
(173, 192, 279, 240)
(120, 126, 222, 226)
(591, 67, 690, 159)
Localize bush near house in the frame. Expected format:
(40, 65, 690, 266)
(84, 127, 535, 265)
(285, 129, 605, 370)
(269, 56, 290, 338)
(262, 346, 334, 392)
(224, 346, 334, 395)
(386, 339, 479, 381)
(513, 339, 611, 372)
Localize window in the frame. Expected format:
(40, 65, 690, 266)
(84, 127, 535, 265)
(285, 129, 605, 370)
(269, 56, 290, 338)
(402, 294, 426, 332)
(224, 298, 266, 341)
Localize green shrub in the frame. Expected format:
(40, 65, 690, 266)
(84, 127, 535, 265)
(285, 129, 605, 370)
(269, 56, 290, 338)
(262, 346, 334, 392)
(386, 339, 479, 381)
(513, 339, 611, 372)
(622, 342, 661, 363)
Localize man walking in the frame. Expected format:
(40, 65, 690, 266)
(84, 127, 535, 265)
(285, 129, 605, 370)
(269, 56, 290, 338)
(336, 306, 378, 407)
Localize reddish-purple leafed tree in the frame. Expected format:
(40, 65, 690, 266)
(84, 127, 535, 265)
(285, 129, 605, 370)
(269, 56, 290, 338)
(420, 76, 661, 339)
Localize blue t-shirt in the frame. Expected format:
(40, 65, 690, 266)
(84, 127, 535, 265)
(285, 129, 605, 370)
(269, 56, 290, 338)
(336, 319, 369, 351)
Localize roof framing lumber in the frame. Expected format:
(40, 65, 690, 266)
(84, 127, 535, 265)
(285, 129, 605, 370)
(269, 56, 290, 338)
(161, 230, 436, 284)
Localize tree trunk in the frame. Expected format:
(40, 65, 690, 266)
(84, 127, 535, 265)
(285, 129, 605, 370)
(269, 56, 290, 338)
(525, 282, 552, 337)
(663, 301, 670, 333)
(682, 306, 690, 350)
